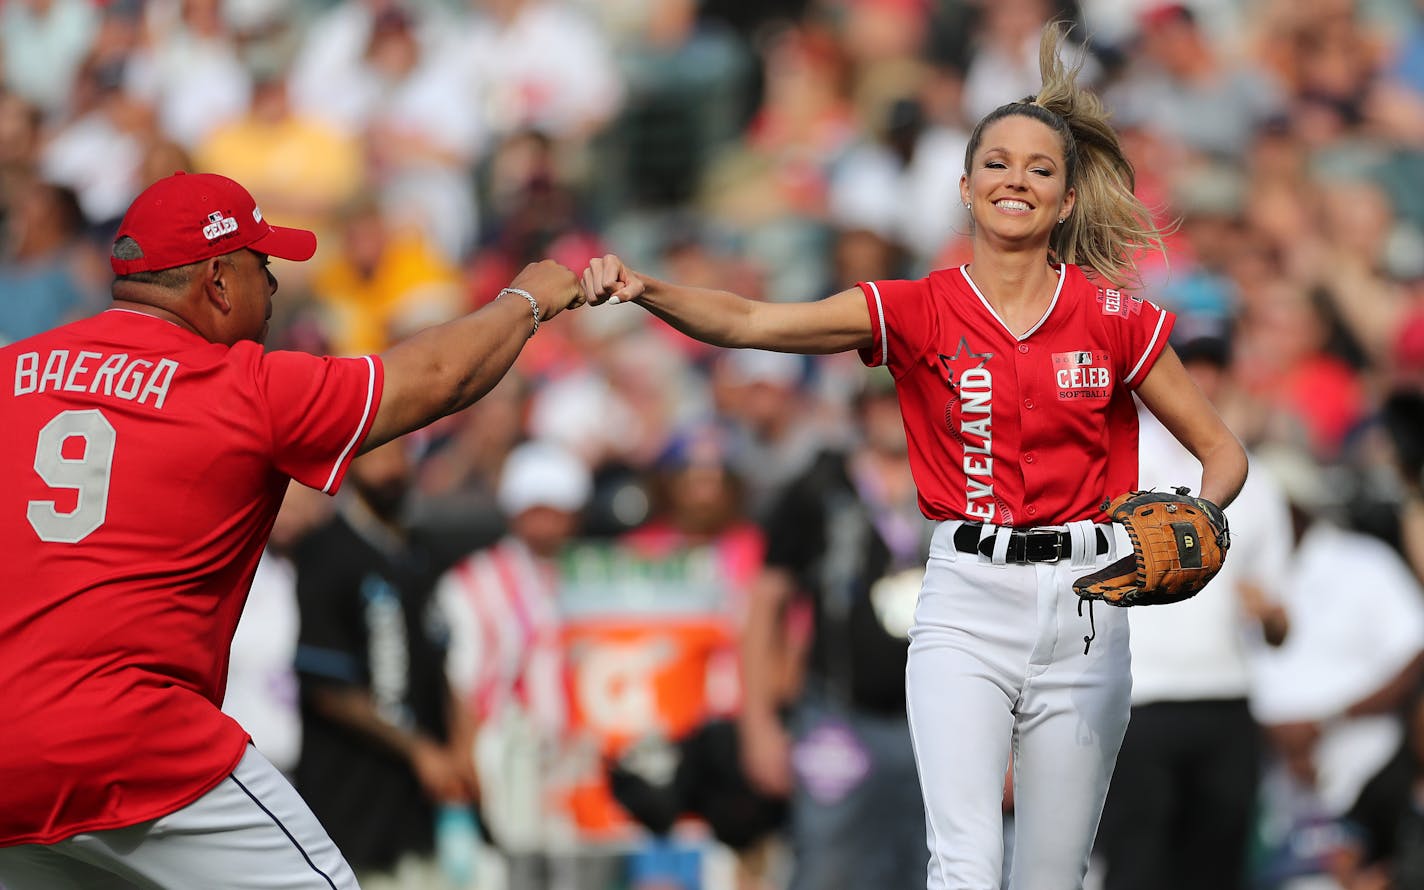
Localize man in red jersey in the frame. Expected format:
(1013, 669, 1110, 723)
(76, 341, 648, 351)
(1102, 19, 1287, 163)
(0, 171, 582, 889)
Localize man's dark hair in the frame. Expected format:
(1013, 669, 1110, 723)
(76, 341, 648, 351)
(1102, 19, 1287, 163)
(111, 236, 203, 289)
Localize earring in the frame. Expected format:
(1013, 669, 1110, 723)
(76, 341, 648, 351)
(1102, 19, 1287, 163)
(1058, 217, 1066, 224)
(964, 202, 972, 210)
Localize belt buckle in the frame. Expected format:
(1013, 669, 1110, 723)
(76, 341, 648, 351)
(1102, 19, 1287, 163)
(1023, 531, 1062, 563)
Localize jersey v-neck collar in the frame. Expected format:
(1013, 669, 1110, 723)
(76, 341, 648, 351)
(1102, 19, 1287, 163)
(957, 263, 1066, 342)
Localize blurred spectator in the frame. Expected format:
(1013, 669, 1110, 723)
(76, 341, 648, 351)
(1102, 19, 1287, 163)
(601, 0, 753, 210)
(1081, 0, 1245, 52)
(1335, 687, 1424, 889)
(1308, 176, 1415, 370)
(1391, 0, 1424, 96)
(1107, 3, 1285, 161)
(294, 439, 474, 889)
(699, 23, 857, 301)
(0, 93, 43, 221)
(409, 373, 531, 564)
(124, 0, 252, 149)
(195, 72, 364, 246)
(436, 440, 594, 889)
(1, 0, 100, 115)
(457, 0, 624, 144)
(1381, 389, 1424, 588)
(467, 129, 604, 312)
(1253, 0, 1391, 147)
(1251, 446, 1424, 831)
(1397, 287, 1424, 382)
(291, 3, 485, 261)
(38, 54, 152, 231)
(1097, 333, 1293, 890)
(0, 179, 106, 344)
(829, 227, 911, 298)
(1235, 120, 1317, 284)
(135, 137, 194, 190)
(740, 366, 926, 890)
(828, 94, 970, 270)
(552, 425, 764, 872)
(309, 197, 463, 356)
(962, 0, 1096, 123)
(713, 349, 831, 521)
(1233, 281, 1368, 457)
(524, 321, 704, 517)
(287, 0, 454, 135)
(1155, 163, 1245, 321)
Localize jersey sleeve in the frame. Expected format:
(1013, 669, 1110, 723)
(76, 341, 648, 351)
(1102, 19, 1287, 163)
(857, 278, 934, 377)
(1106, 289, 1175, 389)
(255, 350, 384, 494)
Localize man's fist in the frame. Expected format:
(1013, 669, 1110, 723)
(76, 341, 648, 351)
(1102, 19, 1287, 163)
(509, 259, 583, 321)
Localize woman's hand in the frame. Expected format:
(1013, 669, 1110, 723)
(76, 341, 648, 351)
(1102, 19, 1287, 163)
(582, 254, 646, 306)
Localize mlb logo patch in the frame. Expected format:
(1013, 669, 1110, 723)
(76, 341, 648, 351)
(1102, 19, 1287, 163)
(1052, 350, 1112, 400)
(201, 210, 239, 242)
(1097, 287, 1143, 318)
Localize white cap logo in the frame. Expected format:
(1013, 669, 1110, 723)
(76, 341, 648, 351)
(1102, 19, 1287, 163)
(202, 211, 238, 241)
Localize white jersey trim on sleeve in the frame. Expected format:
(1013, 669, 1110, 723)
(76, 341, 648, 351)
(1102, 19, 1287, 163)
(321, 355, 377, 494)
(867, 281, 888, 367)
(1124, 307, 1169, 387)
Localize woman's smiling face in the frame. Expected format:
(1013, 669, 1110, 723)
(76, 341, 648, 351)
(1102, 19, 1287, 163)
(961, 113, 1075, 248)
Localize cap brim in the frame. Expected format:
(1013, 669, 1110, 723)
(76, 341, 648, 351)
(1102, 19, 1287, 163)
(250, 225, 317, 262)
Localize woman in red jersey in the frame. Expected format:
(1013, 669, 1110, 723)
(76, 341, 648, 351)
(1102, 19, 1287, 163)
(580, 24, 1247, 890)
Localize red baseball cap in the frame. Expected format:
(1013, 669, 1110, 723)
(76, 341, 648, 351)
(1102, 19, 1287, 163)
(111, 171, 317, 276)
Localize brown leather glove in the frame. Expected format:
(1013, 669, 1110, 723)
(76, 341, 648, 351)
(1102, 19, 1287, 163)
(1072, 487, 1230, 607)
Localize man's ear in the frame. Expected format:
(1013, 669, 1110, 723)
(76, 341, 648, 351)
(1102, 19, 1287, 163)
(204, 257, 231, 313)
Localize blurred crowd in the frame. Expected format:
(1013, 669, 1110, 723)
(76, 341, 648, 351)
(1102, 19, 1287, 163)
(8, 0, 1424, 888)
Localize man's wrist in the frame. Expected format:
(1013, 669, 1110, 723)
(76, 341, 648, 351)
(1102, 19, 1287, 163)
(499, 287, 541, 336)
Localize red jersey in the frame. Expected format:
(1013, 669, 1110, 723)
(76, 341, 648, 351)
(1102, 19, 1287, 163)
(859, 264, 1174, 525)
(0, 309, 383, 845)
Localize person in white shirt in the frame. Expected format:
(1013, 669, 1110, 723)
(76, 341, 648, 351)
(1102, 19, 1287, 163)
(1251, 446, 1424, 821)
(1097, 333, 1293, 890)
(435, 440, 593, 890)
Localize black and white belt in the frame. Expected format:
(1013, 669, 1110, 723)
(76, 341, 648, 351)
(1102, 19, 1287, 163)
(952, 523, 1109, 564)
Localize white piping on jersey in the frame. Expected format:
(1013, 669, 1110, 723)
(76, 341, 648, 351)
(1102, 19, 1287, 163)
(322, 354, 377, 494)
(1124, 304, 1168, 386)
(866, 281, 888, 367)
(958, 264, 1066, 342)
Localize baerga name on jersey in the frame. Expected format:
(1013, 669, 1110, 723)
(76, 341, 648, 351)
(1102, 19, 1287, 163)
(13, 349, 178, 409)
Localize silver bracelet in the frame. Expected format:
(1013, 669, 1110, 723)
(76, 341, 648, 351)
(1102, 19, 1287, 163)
(499, 287, 540, 337)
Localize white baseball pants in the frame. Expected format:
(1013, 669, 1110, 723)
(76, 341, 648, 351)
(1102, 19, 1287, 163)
(907, 521, 1133, 890)
(0, 745, 358, 890)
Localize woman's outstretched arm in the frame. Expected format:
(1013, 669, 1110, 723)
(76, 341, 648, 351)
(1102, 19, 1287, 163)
(581, 253, 875, 355)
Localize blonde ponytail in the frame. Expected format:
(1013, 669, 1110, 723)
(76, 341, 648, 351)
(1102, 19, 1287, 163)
(963, 23, 1167, 287)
